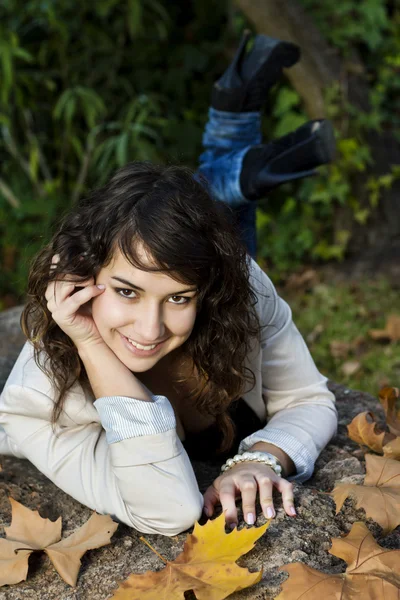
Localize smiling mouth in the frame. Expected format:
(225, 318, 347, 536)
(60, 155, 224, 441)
(121, 333, 167, 352)
(127, 338, 158, 350)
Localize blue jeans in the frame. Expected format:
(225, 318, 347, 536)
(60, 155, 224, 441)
(197, 108, 262, 259)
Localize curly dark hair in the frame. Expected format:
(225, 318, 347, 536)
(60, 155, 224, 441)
(21, 161, 265, 453)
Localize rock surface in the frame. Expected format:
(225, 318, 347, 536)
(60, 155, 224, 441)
(0, 306, 399, 600)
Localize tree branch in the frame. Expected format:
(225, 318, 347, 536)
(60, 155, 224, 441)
(234, 0, 369, 118)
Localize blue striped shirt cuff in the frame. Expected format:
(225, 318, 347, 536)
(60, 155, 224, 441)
(94, 395, 176, 444)
(238, 428, 315, 483)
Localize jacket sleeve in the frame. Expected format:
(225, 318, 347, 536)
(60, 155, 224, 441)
(238, 259, 338, 482)
(0, 381, 203, 536)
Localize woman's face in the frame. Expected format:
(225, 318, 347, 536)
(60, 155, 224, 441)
(91, 244, 199, 373)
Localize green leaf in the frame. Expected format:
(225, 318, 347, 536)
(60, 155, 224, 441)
(127, 0, 143, 37)
(116, 131, 129, 166)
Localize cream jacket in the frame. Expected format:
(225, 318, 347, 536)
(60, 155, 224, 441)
(0, 259, 337, 536)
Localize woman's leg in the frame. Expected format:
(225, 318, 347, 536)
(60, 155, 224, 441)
(197, 32, 300, 259)
(198, 108, 261, 258)
(197, 31, 335, 259)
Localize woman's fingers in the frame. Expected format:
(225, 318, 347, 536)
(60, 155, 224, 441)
(275, 478, 296, 516)
(50, 253, 60, 269)
(44, 253, 105, 347)
(202, 484, 219, 518)
(204, 465, 296, 530)
(49, 283, 102, 316)
(218, 479, 239, 529)
(240, 477, 258, 525)
(257, 475, 275, 519)
(52, 281, 77, 305)
(46, 254, 95, 306)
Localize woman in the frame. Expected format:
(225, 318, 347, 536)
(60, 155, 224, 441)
(0, 32, 337, 536)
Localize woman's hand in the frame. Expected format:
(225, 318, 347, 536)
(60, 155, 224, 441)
(202, 461, 296, 529)
(45, 254, 106, 349)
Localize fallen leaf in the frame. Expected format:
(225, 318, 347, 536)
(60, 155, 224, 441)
(330, 340, 352, 359)
(276, 521, 400, 599)
(383, 436, 400, 460)
(0, 498, 118, 587)
(379, 386, 400, 436)
(330, 337, 367, 360)
(331, 454, 400, 533)
(369, 314, 400, 342)
(340, 360, 361, 377)
(347, 411, 394, 453)
(111, 513, 269, 600)
(284, 269, 318, 291)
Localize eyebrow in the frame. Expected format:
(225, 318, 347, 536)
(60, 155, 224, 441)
(111, 276, 198, 295)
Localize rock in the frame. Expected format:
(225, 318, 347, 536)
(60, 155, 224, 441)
(0, 307, 399, 599)
(0, 306, 25, 391)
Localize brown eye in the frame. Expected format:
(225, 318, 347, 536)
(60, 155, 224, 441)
(116, 288, 136, 299)
(169, 296, 190, 305)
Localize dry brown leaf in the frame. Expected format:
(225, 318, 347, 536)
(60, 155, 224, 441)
(0, 498, 118, 587)
(331, 454, 400, 534)
(347, 409, 400, 458)
(369, 314, 400, 342)
(347, 411, 388, 452)
(340, 360, 361, 377)
(329, 340, 352, 359)
(383, 436, 400, 460)
(284, 269, 318, 291)
(111, 513, 269, 600)
(379, 386, 400, 437)
(276, 521, 400, 599)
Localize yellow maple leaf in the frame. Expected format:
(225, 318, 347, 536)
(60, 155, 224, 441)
(111, 513, 270, 600)
(331, 454, 400, 534)
(275, 521, 400, 599)
(0, 497, 118, 587)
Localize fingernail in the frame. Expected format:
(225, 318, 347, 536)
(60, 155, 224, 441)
(96, 284, 105, 289)
(204, 508, 210, 517)
(230, 523, 236, 530)
(246, 513, 255, 525)
(266, 507, 275, 518)
(289, 506, 296, 516)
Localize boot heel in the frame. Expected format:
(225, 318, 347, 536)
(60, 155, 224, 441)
(240, 119, 336, 199)
(212, 31, 300, 113)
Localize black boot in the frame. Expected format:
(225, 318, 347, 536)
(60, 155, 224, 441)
(240, 119, 336, 200)
(212, 30, 300, 113)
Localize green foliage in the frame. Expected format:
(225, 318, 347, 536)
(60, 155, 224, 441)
(0, 0, 228, 301)
(0, 0, 399, 302)
(286, 278, 400, 396)
(256, 1, 400, 279)
(299, 0, 389, 51)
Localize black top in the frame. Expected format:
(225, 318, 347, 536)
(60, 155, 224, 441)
(181, 397, 264, 462)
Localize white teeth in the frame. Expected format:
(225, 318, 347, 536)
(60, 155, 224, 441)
(127, 338, 157, 351)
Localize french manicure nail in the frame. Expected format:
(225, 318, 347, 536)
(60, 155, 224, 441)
(266, 507, 274, 518)
(96, 284, 105, 289)
(230, 523, 236, 530)
(246, 513, 255, 525)
(290, 506, 296, 516)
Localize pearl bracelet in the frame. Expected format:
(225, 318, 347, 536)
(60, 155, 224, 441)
(220, 451, 283, 476)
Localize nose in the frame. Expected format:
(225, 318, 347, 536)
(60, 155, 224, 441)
(132, 300, 166, 343)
